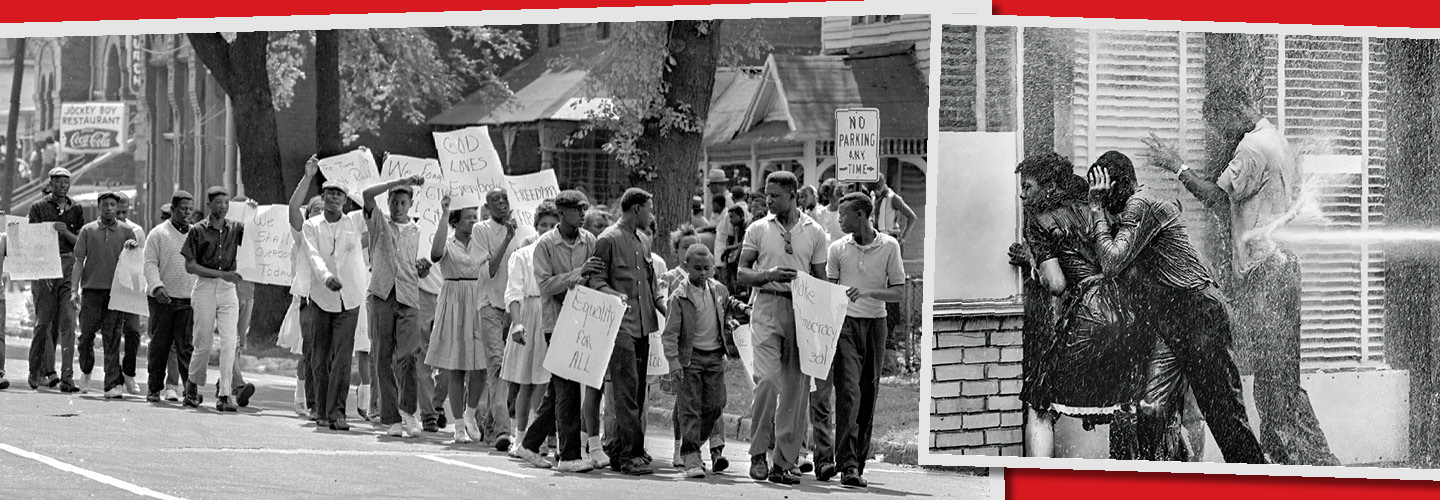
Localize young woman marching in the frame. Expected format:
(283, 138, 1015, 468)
(501, 200, 560, 457)
(425, 196, 492, 443)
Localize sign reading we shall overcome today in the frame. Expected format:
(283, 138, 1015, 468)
(60, 103, 127, 155)
(544, 285, 625, 389)
(235, 205, 295, 287)
(835, 108, 880, 183)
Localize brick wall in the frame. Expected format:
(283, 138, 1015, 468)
(930, 312, 1026, 456)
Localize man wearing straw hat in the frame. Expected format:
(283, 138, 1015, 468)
(1144, 84, 1338, 466)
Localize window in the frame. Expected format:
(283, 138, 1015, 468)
(545, 25, 561, 48)
(596, 22, 611, 40)
(852, 15, 902, 25)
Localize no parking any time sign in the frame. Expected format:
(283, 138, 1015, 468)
(835, 108, 880, 183)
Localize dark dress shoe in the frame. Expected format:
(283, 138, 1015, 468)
(768, 465, 801, 485)
(435, 409, 448, 429)
(233, 383, 256, 407)
(58, 380, 80, 393)
(146, 392, 162, 403)
(0, 378, 10, 391)
(749, 455, 769, 481)
(217, 396, 239, 412)
(184, 382, 203, 407)
(423, 419, 439, 433)
(712, 456, 729, 473)
(816, 462, 838, 482)
(841, 468, 868, 488)
(329, 420, 351, 431)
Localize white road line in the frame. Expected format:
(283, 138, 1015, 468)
(416, 455, 534, 479)
(0, 443, 188, 500)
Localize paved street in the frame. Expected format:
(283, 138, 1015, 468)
(1, 339, 991, 499)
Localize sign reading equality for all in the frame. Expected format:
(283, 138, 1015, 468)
(379, 154, 447, 259)
(544, 285, 625, 389)
(834, 108, 880, 183)
(60, 103, 128, 155)
(433, 126, 506, 211)
(791, 272, 850, 380)
(317, 148, 381, 206)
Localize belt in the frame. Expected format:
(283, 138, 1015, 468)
(446, 278, 478, 282)
(757, 289, 792, 299)
(692, 346, 726, 356)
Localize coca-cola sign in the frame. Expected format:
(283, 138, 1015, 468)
(60, 102, 127, 154)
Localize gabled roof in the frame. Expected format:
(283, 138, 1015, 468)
(427, 43, 614, 127)
(703, 67, 765, 147)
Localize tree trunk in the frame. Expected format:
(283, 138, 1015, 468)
(187, 32, 289, 348)
(633, 20, 723, 264)
(1384, 38, 1440, 468)
(315, 30, 343, 176)
(4, 38, 24, 212)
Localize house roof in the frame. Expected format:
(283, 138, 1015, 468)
(725, 49, 928, 145)
(703, 68, 764, 148)
(427, 43, 614, 127)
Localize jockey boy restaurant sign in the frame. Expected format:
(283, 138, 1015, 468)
(60, 102, 128, 155)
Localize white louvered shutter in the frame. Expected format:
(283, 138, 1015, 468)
(1262, 35, 1387, 370)
(1070, 30, 1218, 270)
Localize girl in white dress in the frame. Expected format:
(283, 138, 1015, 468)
(425, 197, 490, 443)
(501, 200, 561, 453)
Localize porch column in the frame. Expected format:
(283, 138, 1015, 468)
(802, 139, 817, 187)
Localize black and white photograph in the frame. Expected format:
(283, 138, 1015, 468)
(923, 14, 1440, 480)
(0, 4, 1001, 498)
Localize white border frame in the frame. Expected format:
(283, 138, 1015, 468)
(923, 12, 1440, 482)
(0, 1, 986, 35)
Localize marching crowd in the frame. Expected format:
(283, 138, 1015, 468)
(0, 157, 915, 488)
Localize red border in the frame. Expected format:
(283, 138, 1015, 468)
(7, 0, 1440, 497)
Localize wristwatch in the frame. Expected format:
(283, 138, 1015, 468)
(1176, 164, 1192, 177)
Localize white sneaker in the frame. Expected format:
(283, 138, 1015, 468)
(454, 426, 473, 444)
(124, 376, 140, 395)
(163, 388, 181, 402)
(589, 436, 611, 469)
(103, 387, 124, 399)
(557, 459, 594, 473)
(403, 412, 423, 438)
(515, 447, 553, 469)
(684, 466, 706, 479)
(388, 423, 406, 437)
(80, 373, 92, 394)
(510, 431, 524, 458)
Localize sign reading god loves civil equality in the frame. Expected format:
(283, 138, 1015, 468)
(544, 285, 625, 389)
(379, 154, 447, 259)
(235, 205, 294, 287)
(504, 170, 561, 244)
(834, 108, 880, 183)
(317, 148, 381, 206)
(433, 126, 506, 211)
(791, 272, 850, 380)
(9, 223, 63, 280)
(60, 103, 128, 155)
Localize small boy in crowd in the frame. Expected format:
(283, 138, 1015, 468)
(662, 243, 750, 479)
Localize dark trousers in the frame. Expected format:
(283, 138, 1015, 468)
(78, 290, 125, 391)
(810, 375, 836, 467)
(146, 298, 194, 394)
(833, 317, 886, 473)
(298, 300, 316, 409)
(1149, 285, 1266, 464)
(309, 304, 359, 422)
(370, 291, 420, 425)
(523, 331, 583, 461)
(28, 255, 76, 382)
(602, 332, 650, 463)
(1137, 338, 1196, 462)
(122, 313, 142, 378)
(677, 349, 727, 468)
(1231, 251, 1338, 466)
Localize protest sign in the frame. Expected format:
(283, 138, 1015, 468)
(236, 205, 294, 286)
(109, 248, 149, 316)
(379, 154, 447, 259)
(9, 224, 63, 280)
(647, 313, 668, 376)
(2, 215, 26, 233)
(543, 285, 624, 389)
(60, 103, 127, 155)
(433, 126, 506, 210)
(791, 272, 850, 380)
(733, 324, 757, 388)
(318, 148, 381, 206)
(504, 170, 561, 243)
(225, 201, 255, 225)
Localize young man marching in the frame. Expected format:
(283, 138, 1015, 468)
(361, 174, 432, 438)
(72, 192, 143, 399)
(182, 187, 246, 412)
(143, 191, 198, 404)
(302, 172, 370, 431)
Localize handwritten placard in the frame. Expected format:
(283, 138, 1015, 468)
(225, 202, 255, 225)
(379, 154, 447, 259)
(318, 148, 381, 206)
(647, 313, 668, 376)
(503, 170, 561, 243)
(791, 272, 850, 380)
(108, 248, 149, 316)
(9, 224, 63, 280)
(236, 205, 294, 286)
(2, 215, 26, 233)
(543, 285, 624, 389)
(733, 324, 757, 388)
(433, 126, 506, 210)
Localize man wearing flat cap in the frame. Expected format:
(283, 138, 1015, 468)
(71, 191, 143, 398)
(27, 167, 87, 393)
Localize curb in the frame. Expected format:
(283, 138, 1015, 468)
(644, 406, 921, 467)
